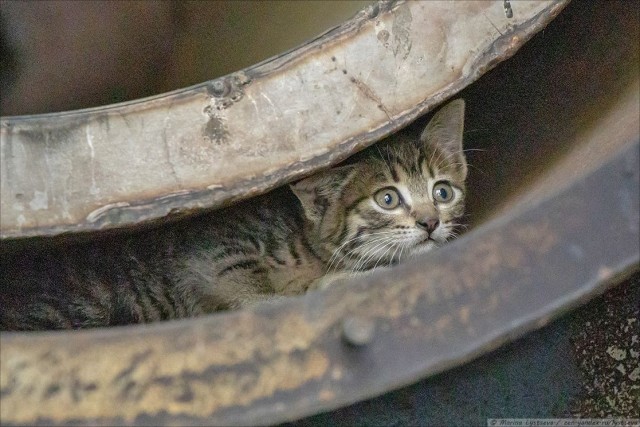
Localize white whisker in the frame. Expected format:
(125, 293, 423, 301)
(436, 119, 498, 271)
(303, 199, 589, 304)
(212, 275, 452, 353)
(360, 240, 396, 274)
(353, 235, 398, 272)
(434, 149, 465, 171)
(387, 243, 402, 268)
(330, 233, 397, 274)
(325, 230, 398, 273)
(351, 237, 395, 273)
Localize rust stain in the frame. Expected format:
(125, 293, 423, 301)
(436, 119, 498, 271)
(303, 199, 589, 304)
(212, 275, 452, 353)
(1, 309, 332, 423)
(458, 305, 471, 325)
(203, 111, 229, 145)
(514, 221, 559, 254)
(319, 388, 336, 402)
(1, 341, 330, 424)
(434, 315, 453, 336)
(273, 312, 321, 353)
(597, 266, 614, 281)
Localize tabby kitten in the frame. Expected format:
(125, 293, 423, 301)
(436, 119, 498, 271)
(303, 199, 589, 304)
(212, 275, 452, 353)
(0, 99, 468, 331)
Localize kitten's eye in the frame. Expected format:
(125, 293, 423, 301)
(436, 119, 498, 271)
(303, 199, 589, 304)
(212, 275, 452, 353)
(374, 188, 401, 209)
(433, 181, 454, 203)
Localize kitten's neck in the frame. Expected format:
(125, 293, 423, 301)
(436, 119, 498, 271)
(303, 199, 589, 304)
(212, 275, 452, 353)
(300, 222, 331, 263)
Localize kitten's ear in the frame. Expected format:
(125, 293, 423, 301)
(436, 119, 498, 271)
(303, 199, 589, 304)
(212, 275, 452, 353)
(420, 99, 465, 160)
(290, 165, 356, 223)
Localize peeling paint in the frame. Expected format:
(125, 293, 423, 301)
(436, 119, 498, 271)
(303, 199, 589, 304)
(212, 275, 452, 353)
(391, 4, 412, 60)
(86, 202, 131, 223)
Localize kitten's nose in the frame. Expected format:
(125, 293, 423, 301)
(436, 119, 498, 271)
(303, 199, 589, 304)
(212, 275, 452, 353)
(417, 217, 440, 234)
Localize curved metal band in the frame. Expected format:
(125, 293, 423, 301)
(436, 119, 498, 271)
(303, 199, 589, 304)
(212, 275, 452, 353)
(0, 1, 567, 239)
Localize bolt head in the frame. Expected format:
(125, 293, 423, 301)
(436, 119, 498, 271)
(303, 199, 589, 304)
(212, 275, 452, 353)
(342, 316, 375, 347)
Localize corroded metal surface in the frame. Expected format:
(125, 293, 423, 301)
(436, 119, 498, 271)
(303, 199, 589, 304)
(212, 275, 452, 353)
(1, 141, 638, 426)
(0, 0, 568, 238)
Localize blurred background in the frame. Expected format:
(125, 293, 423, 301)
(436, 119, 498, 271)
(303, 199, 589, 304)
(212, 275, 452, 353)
(0, 0, 370, 116)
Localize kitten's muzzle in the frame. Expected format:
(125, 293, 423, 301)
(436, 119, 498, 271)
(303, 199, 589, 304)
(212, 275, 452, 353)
(416, 217, 439, 234)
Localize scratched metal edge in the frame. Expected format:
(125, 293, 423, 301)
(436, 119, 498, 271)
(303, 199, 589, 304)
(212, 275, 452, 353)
(1, 141, 637, 427)
(0, 0, 570, 240)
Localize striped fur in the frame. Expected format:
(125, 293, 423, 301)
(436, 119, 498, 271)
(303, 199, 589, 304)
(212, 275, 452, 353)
(0, 100, 467, 330)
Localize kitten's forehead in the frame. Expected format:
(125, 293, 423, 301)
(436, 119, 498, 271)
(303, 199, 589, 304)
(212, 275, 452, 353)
(423, 143, 466, 182)
(373, 141, 422, 179)
(371, 140, 464, 187)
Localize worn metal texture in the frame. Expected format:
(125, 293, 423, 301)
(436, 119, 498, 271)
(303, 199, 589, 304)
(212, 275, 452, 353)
(1, 140, 638, 425)
(0, 0, 568, 239)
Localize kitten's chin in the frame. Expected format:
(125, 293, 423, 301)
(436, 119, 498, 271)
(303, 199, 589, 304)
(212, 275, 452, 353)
(408, 240, 439, 258)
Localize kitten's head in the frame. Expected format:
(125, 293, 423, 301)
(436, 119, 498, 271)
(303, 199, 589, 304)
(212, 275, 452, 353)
(291, 99, 467, 271)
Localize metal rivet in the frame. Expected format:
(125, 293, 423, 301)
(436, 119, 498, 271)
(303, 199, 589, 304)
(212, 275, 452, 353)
(209, 79, 229, 97)
(341, 316, 375, 347)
